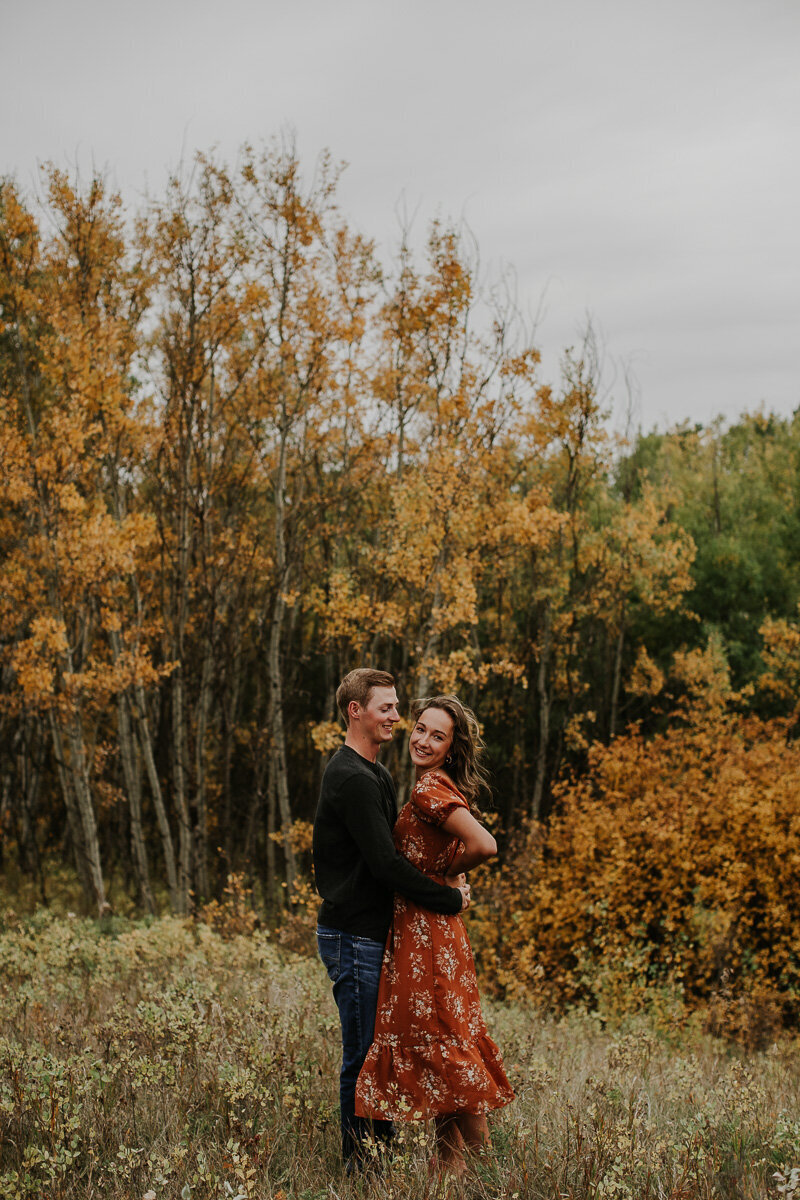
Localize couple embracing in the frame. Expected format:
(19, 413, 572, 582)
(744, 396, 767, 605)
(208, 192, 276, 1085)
(312, 668, 514, 1176)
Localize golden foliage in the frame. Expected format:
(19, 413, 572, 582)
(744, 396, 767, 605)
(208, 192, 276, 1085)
(475, 696, 800, 1042)
(197, 873, 259, 939)
(3, 144, 799, 1013)
(758, 606, 800, 706)
(309, 720, 344, 753)
(628, 646, 665, 698)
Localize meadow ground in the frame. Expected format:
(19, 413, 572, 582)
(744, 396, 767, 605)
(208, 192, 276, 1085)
(0, 908, 798, 1200)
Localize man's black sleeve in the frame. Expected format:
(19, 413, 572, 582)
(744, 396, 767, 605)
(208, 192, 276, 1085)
(339, 772, 462, 914)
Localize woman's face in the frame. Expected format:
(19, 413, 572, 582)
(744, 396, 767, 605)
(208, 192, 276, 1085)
(409, 706, 454, 773)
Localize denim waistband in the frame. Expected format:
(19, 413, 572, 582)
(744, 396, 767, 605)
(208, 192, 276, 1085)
(316, 924, 385, 946)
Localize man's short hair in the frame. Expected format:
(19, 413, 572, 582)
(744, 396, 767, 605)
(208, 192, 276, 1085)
(336, 668, 396, 725)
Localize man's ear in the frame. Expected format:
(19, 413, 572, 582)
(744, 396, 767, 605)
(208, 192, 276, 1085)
(347, 700, 362, 724)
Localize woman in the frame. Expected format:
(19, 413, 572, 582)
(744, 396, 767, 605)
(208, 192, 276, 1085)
(355, 694, 514, 1173)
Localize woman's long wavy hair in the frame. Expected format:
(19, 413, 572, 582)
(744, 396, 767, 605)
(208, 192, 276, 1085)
(410, 694, 490, 810)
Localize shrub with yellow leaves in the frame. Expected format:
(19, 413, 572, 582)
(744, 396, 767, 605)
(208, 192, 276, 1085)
(197, 873, 259, 939)
(472, 682, 800, 1043)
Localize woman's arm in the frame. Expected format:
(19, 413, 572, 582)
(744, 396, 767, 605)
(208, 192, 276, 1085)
(336, 773, 467, 913)
(442, 807, 497, 873)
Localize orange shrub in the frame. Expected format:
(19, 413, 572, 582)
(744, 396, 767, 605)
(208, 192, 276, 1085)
(473, 710, 800, 1038)
(197, 873, 259, 939)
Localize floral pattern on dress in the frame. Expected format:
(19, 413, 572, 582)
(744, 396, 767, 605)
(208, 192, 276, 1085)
(355, 768, 514, 1119)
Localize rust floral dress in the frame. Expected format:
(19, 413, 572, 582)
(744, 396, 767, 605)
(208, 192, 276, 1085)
(355, 768, 514, 1120)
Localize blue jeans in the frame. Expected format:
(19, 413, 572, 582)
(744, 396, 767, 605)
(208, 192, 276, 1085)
(316, 926, 394, 1163)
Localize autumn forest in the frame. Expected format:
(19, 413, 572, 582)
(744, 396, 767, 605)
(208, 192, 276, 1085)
(2, 144, 799, 1035)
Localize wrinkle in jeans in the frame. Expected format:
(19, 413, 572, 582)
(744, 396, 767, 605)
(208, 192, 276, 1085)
(317, 925, 393, 1162)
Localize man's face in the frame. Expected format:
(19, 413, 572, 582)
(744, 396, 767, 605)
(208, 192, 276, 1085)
(355, 686, 400, 747)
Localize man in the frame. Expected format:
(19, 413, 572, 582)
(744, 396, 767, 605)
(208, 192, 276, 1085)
(313, 668, 469, 1168)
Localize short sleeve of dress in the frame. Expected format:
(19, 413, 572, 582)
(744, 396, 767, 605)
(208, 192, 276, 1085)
(412, 770, 469, 826)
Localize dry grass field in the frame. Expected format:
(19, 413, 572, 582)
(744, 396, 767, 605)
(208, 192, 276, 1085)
(0, 908, 798, 1199)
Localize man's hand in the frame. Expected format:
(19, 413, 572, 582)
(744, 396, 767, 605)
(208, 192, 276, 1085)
(446, 871, 470, 911)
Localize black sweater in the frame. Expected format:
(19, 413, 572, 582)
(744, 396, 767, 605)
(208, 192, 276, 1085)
(312, 745, 463, 941)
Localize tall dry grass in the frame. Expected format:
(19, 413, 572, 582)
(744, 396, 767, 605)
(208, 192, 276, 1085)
(0, 906, 797, 1199)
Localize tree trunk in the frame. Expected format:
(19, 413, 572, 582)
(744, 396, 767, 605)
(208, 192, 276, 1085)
(267, 590, 297, 896)
(50, 711, 108, 914)
(117, 689, 155, 913)
(15, 717, 44, 891)
(171, 668, 193, 914)
(267, 416, 297, 896)
(531, 603, 552, 822)
(0, 773, 9, 870)
(109, 628, 155, 914)
(133, 680, 179, 911)
(266, 769, 278, 907)
(193, 640, 215, 901)
(609, 621, 625, 741)
(221, 635, 244, 876)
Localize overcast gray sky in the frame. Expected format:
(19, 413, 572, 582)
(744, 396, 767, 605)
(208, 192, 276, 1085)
(2, 0, 798, 431)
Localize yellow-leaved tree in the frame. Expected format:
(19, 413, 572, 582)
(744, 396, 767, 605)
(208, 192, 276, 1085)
(0, 172, 163, 913)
